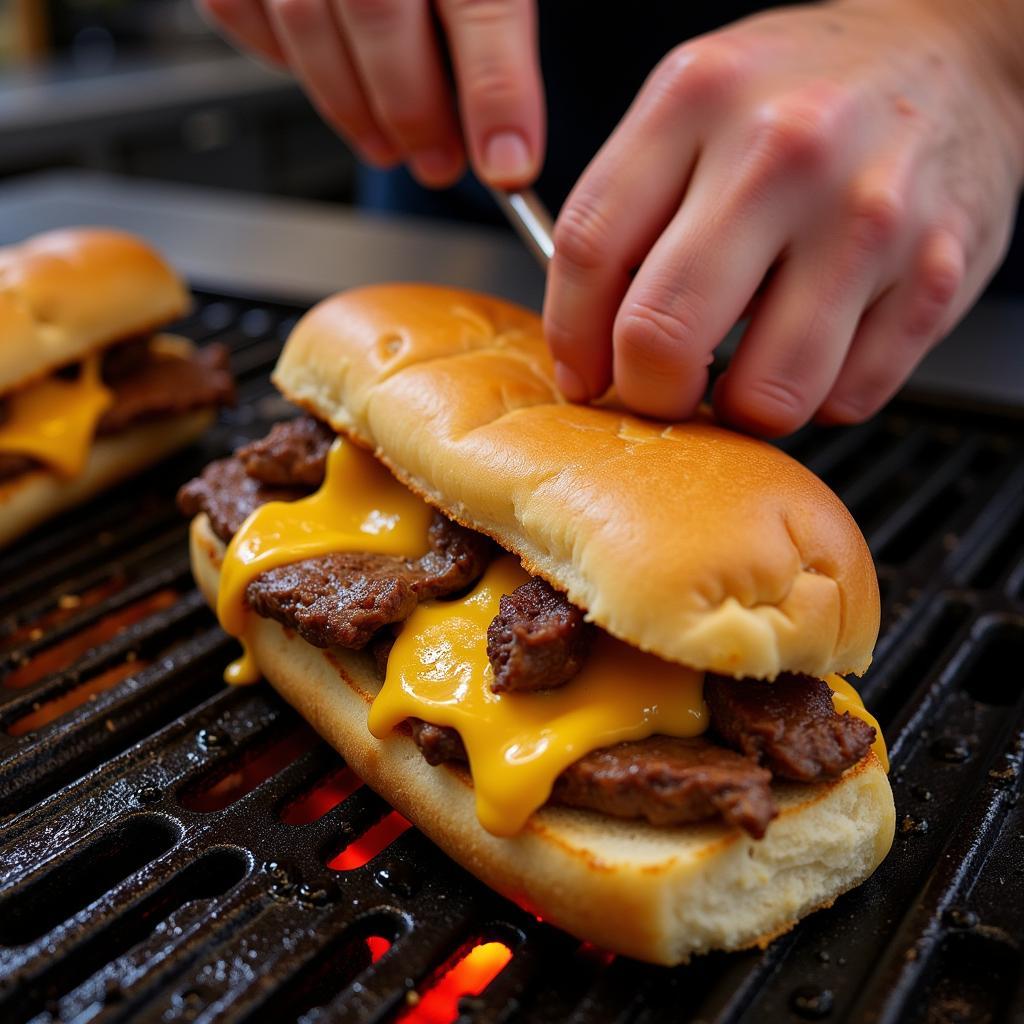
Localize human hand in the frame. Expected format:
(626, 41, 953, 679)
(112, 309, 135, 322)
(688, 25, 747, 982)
(543, 0, 1024, 435)
(198, 0, 544, 189)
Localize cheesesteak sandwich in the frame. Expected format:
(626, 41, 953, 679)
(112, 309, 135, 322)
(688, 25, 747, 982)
(0, 228, 234, 544)
(180, 284, 895, 965)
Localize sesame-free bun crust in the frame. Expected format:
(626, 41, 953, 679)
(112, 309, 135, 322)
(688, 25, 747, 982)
(0, 409, 213, 546)
(273, 285, 879, 679)
(190, 514, 895, 965)
(0, 228, 189, 394)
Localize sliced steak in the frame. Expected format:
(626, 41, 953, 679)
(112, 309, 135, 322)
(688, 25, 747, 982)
(487, 577, 590, 693)
(237, 416, 333, 486)
(0, 452, 37, 484)
(409, 719, 467, 766)
(99, 344, 235, 434)
(705, 673, 876, 782)
(552, 736, 777, 837)
(101, 336, 152, 382)
(408, 721, 776, 837)
(244, 513, 493, 649)
(177, 457, 309, 543)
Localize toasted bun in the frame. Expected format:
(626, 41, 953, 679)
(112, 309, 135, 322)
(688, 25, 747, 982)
(273, 285, 879, 679)
(0, 228, 189, 394)
(190, 513, 894, 964)
(0, 409, 213, 546)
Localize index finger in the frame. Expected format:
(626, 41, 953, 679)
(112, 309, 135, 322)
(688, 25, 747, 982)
(437, 0, 545, 188)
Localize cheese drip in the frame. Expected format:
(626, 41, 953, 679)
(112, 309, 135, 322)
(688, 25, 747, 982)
(0, 354, 112, 478)
(368, 556, 709, 836)
(217, 436, 433, 684)
(827, 674, 888, 771)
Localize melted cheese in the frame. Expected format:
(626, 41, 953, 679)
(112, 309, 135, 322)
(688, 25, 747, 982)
(0, 355, 112, 477)
(217, 436, 433, 683)
(368, 556, 709, 836)
(826, 674, 888, 771)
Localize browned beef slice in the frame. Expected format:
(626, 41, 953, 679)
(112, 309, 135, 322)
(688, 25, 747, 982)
(409, 719, 467, 765)
(0, 453, 37, 483)
(486, 577, 590, 693)
(99, 344, 235, 434)
(407, 721, 776, 837)
(552, 737, 777, 837)
(237, 416, 333, 486)
(101, 337, 153, 381)
(705, 674, 876, 782)
(244, 514, 493, 649)
(176, 457, 309, 543)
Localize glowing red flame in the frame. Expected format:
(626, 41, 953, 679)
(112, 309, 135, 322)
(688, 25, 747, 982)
(327, 811, 411, 871)
(398, 942, 513, 1023)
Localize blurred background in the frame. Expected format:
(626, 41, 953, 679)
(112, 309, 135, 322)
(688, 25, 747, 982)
(0, 0, 1018, 300)
(0, 0, 357, 199)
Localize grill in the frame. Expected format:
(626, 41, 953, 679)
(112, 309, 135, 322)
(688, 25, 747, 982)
(0, 289, 1021, 1024)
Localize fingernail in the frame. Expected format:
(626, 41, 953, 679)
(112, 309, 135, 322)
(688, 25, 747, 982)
(554, 361, 589, 402)
(482, 130, 533, 186)
(410, 146, 461, 185)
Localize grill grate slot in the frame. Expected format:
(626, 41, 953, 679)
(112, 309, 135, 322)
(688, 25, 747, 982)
(0, 288, 1020, 1024)
(0, 815, 180, 947)
(0, 847, 249, 1024)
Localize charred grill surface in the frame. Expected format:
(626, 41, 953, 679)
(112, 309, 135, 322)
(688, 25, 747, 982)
(0, 290, 1020, 1024)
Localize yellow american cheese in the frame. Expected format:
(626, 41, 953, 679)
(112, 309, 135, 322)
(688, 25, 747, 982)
(368, 556, 708, 836)
(217, 437, 433, 683)
(0, 354, 112, 477)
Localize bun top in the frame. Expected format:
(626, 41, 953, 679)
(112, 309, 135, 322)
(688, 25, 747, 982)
(273, 284, 879, 680)
(0, 228, 189, 394)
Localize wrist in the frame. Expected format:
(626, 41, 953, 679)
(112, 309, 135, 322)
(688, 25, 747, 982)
(839, 0, 1024, 174)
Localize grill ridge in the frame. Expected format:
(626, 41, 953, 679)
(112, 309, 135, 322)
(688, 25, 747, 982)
(0, 289, 1020, 1023)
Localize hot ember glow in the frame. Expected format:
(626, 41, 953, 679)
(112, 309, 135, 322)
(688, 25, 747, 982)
(280, 766, 363, 825)
(365, 935, 392, 963)
(398, 942, 513, 1023)
(3, 588, 179, 689)
(7, 660, 147, 736)
(180, 726, 321, 813)
(327, 811, 411, 871)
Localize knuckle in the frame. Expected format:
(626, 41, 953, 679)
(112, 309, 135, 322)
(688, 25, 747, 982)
(553, 199, 614, 274)
(462, 62, 526, 112)
(442, 0, 522, 26)
(737, 375, 811, 433)
(614, 298, 702, 376)
(747, 93, 839, 173)
(270, 0, 319, 29)
(823, 392, 879, 424)
(648, 41, 744, 110)
(846, 185, 906, 251)
(337, 0, 401, 32)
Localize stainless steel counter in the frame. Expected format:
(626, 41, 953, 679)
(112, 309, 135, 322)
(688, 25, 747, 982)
(0, 170, 1019, 410)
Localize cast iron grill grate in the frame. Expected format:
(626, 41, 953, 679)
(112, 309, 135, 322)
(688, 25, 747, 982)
(0, 290, 1020, 1024)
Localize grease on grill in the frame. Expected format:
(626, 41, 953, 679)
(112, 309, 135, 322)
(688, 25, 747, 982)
(179, 726, 321, 812)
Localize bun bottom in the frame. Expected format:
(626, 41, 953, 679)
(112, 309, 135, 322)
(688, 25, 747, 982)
(0, 410, 214, 546)
(190, 514, 895, 965)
